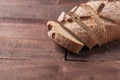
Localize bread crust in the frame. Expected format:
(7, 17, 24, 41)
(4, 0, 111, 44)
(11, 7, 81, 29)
(47, 1, 120, 54)
(58, 12, 97, 49)
(82, 18, 105, 45)
(47, 21, 84, 54)
(99, 2, 120, 24)
(86, 1, 120, 43)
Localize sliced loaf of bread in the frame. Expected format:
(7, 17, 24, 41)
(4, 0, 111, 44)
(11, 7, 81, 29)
(47, 1, 120, 54)
(58, 12, 97, 49)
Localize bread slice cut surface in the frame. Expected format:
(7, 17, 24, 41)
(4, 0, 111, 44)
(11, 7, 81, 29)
(47, 21, 84, 54)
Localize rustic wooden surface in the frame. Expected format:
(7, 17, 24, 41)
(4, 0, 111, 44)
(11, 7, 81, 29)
(0, 0, 120, 80)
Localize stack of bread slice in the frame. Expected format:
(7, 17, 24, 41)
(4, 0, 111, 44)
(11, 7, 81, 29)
(47, 0, 120, 54)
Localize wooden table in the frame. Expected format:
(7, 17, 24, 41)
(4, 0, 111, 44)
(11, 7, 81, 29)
(0, 0, 120, 80)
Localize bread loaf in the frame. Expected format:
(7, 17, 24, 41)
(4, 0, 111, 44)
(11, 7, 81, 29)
(47, 0, 120, 54)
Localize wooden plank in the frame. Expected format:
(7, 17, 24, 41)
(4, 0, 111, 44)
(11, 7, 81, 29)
(0, 19, 47, 39)
(0, 37, 65, 60)
(106, 40, 120, 61)
(0, 1, 119, 80)
(0, 0, 59, 5)
(66, 40, 120, 61)
(0, 60, 63, 80)
(0, 2, 80, 20)
(0, 60, 119, 80)
(66, 45, 107, 61)
(59, 61, 120, 80)
(0, 0, 88, 5)
(0, 20, 65, 61)
(0, 0, 87, 5)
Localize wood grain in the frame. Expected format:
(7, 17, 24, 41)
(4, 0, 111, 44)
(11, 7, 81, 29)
(0, 0, 88, 5)
(66, 41, 120, 61)
(0, 19, 65, 61)
(0, 0, 119, 80)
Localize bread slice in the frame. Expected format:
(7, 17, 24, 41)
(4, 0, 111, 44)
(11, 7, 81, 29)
(68, 12, 99, 45)
(81, 3, 107, 45)
(58, 12, 97, 49)
(47, 21, 84, 54)
(69, 4, 104, 46)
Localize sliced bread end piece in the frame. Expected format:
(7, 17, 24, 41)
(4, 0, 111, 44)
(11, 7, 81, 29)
(47, 21, 84, 54)
(58, 12, 97, 49)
